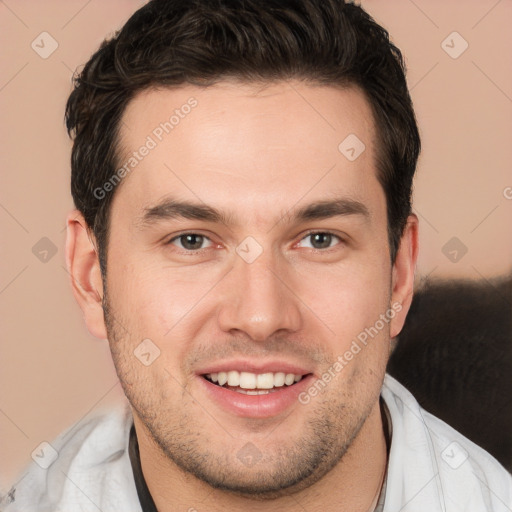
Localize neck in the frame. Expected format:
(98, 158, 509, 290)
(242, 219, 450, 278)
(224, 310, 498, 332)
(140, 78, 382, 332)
(133, 398, 388, 512)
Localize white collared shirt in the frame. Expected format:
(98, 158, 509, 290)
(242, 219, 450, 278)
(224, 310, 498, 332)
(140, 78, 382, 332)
(3, 374, 511, 511)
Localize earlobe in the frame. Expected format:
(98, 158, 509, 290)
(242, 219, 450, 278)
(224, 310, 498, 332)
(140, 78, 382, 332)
(389, 214, 419, 339)
(65, 210, 108, 340)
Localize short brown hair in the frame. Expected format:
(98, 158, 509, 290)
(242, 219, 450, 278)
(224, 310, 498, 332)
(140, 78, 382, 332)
(65, 0, 421, 273)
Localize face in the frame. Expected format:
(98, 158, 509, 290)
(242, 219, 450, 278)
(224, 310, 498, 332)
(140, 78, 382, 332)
(77, 81, 415, 497)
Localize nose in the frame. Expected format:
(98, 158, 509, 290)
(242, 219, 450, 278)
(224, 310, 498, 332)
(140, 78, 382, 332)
(216, 245, 302, 342)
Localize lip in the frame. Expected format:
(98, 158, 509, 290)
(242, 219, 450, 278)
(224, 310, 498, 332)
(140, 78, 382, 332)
(195, 359, 312, 376)
(197, 372, 315, 418)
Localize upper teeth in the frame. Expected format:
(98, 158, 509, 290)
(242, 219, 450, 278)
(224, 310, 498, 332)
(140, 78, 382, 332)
(206, 371, 303, 389)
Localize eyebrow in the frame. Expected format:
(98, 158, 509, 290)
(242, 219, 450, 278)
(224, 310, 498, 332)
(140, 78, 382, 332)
(137, 196, 370, 229)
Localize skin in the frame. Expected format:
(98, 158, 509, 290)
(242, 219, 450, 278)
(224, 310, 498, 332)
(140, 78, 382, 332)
(66, 81, 419, 512)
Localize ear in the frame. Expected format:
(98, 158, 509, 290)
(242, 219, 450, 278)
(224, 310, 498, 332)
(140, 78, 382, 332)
(389, 213, 419, 339)
(65, 210, 108, 340)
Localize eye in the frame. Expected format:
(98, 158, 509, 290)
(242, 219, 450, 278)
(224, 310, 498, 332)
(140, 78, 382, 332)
(168, 233, 213, 251)
(297, 231, 343, 250)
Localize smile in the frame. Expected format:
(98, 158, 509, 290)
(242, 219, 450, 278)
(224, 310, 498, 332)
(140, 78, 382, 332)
(198, 367, 314, 418)
(203, 370, 306, 395)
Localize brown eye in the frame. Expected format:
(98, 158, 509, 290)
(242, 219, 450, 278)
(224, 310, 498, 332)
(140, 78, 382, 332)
(169, 233, 212, 251)
(297, 232, 342, 250)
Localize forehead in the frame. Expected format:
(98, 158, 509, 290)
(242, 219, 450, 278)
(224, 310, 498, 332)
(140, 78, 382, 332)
(113, 81, 380, 225)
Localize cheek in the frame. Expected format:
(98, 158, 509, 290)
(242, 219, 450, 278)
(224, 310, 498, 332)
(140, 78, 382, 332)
(298, 258, 391, 344)
(108, 261, 218, 371)
(129, 277, 206, 338)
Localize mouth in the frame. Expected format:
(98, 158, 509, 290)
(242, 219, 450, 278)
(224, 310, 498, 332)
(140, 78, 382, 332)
(197, 367, 314, 418)
(202, 370, 310, 395)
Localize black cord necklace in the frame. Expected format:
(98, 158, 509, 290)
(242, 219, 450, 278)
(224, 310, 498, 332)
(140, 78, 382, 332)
(129, 423, 159, 512)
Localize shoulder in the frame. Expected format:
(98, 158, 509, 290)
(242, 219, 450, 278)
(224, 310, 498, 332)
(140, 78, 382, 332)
(381, 374, 512, 512)
(2, 400, 141, 512)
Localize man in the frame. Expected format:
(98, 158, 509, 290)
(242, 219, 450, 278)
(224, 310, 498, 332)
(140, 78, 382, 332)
(5, 0, 511, 511)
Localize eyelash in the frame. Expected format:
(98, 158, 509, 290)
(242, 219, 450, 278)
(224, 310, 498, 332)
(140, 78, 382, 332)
(166, 230, 345, 253)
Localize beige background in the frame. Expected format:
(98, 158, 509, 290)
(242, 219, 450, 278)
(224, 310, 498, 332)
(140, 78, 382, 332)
(1, 0, 511, 493)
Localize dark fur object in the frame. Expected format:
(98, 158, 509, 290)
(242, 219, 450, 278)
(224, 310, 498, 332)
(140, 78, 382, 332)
(387, 276, 512, 471)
